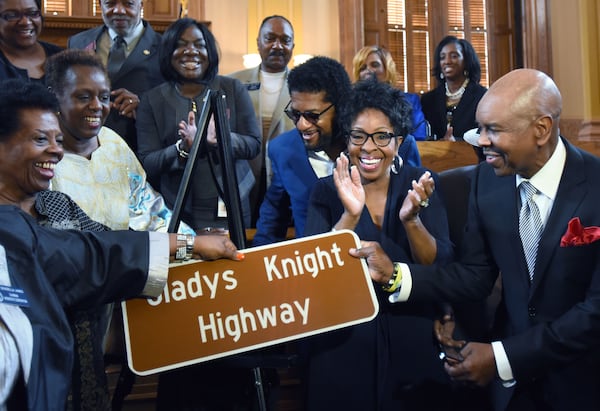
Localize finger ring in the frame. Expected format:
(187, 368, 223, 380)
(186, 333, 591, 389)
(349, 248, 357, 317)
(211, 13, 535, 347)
(419, 199, 430, 208)
(129, 99, 133, 104)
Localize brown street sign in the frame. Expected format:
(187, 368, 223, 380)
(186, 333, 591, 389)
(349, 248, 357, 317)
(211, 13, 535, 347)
(122, 229, 379, 375)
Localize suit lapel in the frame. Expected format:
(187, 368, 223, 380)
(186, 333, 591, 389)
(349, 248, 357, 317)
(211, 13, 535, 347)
(482, 170, 532, 288)
(531, 140, 587, 293)
(248, 68, 260, 123)
(116, 23, 157, 79)
(70, 26, 104, 50)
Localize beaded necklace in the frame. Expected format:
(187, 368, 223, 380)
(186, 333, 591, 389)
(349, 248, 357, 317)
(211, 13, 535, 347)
(445, 78, 470, 99)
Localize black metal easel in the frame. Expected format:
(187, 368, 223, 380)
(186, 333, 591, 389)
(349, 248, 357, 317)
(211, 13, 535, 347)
(167, 89, 269, 411)
(167, 89, 245, 245)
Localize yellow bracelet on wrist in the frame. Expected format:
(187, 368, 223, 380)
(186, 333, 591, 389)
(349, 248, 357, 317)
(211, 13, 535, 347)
(382, 262, 402, 293)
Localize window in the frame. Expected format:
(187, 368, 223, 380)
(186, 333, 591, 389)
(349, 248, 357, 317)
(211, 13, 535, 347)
(43, 0, 69, 15)
(387, 0, 489, 93)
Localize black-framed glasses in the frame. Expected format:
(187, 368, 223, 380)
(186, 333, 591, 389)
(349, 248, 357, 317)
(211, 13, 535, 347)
(0, 9, 41, 22)
(348, 131, 400, 147)
(284, 101, 334, 125)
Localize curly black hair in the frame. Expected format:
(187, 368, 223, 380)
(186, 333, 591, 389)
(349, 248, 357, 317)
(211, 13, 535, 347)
(340, 79, 412, 139)
(159, 18, 219, 85)
(287, 56, 351, 106)
(0, 80, 59, 142)
(287, 56, 352, 143)
(45, 49, 107, 95)
(432, 35, 481, 85)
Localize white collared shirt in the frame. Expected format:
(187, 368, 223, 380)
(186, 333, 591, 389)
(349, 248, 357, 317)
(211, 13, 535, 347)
(107, 20, 144, 57)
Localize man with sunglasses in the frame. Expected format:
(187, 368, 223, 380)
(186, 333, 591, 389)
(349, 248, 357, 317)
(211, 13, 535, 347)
(252, 56, 352, 246)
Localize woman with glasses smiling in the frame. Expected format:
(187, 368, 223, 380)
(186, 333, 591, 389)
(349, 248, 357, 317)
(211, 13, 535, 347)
(0, 0, 62, 82)
(303, 79, 454, 410)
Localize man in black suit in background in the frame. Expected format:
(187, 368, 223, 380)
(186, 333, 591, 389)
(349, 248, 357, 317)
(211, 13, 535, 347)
(68, 0, 164, 151)
(355, 68, 600, 411)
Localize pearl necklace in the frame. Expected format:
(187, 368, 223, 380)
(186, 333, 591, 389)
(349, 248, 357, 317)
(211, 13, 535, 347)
(445, 78, 469, 99)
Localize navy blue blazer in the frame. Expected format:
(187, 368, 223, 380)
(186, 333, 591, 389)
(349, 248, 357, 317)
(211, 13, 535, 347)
(0, 206, 153, 411)
(253, 129, 314, 245)
(68, 21, 164, 152)
(408, 139, 600, 410)
(420, 81, 487, 141)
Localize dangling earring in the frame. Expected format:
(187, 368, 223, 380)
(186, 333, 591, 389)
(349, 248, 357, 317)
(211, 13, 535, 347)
(391, 155, 401, 174)
(440, 72, 444, 80)
(463, 70, 469, 77)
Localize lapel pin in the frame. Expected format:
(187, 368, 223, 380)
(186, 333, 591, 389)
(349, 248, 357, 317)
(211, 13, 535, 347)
(143, 50, 150, 55)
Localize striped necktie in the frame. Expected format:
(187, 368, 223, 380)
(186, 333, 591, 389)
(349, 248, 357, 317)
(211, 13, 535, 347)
(519, 181, 543, 281)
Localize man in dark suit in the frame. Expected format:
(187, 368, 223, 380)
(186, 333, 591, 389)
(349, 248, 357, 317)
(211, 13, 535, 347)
(353, 68, 600, 411)
(68, 0, 164, 152)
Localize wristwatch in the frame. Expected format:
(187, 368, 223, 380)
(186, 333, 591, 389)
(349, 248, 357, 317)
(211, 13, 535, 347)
(175, 234, 194, 261)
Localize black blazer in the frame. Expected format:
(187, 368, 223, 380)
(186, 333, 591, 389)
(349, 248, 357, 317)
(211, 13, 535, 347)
(421, 81, 487, 141)
(408, 139, 600, 411)
(0, 41, 62, 83)
(0, 206, 155, 411)
(136, 76, 261, 229)
(68, 21, 165, 152)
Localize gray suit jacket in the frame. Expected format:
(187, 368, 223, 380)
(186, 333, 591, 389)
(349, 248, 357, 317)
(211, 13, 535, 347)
(227, 66, 294, 186)
(68, 21, 164, 152)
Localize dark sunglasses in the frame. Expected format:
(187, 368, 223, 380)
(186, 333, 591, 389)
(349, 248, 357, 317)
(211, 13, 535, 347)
(284, 101, 334, 125)
(348, 131, 401, 147)
(0, 9, 41, 22)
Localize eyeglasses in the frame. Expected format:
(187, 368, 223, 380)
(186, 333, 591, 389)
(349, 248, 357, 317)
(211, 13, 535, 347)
(0, 9, 42, 22)
(348, 131, 400, 147)
(284, 101, 334, 125)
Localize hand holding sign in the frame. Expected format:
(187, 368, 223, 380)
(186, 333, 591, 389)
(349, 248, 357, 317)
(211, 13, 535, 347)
(123, 230, 378, 375)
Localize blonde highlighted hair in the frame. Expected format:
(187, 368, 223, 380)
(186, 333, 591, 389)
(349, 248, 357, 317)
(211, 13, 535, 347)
(351, 46, 397, 85)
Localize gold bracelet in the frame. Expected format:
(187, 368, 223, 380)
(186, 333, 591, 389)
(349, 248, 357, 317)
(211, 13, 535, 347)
(381, 262, 402, 293)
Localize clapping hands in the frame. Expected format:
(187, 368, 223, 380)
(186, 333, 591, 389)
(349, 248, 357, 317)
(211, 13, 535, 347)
(332, 152, 365, 229)
(399, 171, 435, 223)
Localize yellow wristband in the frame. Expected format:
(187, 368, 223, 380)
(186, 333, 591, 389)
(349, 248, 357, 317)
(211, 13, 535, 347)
(382, 262, 402, 292)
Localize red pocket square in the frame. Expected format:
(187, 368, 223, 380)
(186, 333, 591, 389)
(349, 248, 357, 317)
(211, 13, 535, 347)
(84, 41, 96, 52)
(560, 217, 600, 247)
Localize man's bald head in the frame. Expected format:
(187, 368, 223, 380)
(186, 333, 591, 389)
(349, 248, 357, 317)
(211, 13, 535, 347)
(483, 69, 562, 136)
(475, 69, 563, 178)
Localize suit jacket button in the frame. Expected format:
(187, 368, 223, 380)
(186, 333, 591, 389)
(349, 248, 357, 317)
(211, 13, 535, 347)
(528, 306, 536, 318)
